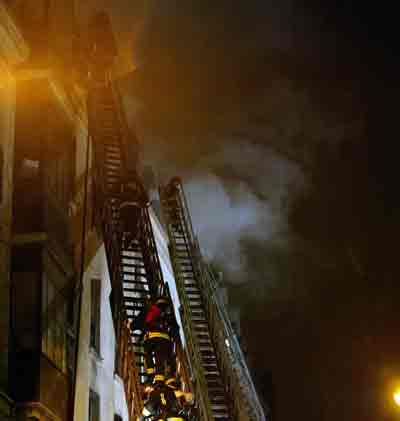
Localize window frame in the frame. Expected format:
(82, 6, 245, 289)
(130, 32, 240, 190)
(89, 389, 100, 421)
(90, 278, 101, 354)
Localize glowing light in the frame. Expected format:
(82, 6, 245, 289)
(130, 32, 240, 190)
(393, 390, 400, 407)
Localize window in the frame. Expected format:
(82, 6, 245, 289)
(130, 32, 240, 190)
(114, 415, 122, 421)
(43, 124, 76, 251)
(13, 77, 76, 243)
(45, 135, 75, 210)
(41, 253, 69, 373)
(90, 278, 101, 353)
(89, 390, 100, 421)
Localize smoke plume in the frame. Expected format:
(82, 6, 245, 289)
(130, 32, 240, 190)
(181, 141, 305, 284)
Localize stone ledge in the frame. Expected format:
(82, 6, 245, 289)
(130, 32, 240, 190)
(12, 232, 47, 245)
(16, 401, 61, 421)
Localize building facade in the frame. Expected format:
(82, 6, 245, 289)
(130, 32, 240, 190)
(0, 4, 189, 420)
(1, 4, 263, 421)
(0, 3, 132, 420)
(1, 3, 28, 417)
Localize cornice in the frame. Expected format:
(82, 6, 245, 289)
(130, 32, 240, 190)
(16, 401, 61, 421)
(15, 67, 88, 128)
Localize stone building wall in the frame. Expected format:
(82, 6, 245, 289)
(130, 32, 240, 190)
(0, 4, 184, 420)
(0, 5, 28, 415)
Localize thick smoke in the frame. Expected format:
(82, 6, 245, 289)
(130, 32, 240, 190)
(184, 171, 274, 281)
(134, 125, 306, 287)
(181, 141, 305, 284)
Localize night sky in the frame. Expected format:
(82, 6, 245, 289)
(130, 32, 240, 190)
(81, 1, 399, 420)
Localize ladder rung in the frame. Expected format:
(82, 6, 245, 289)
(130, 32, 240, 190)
(122, 263, 145, 269)
(123, 287, 150, 294)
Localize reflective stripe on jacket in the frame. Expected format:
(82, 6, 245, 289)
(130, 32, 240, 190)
(144, 331, 170, 341)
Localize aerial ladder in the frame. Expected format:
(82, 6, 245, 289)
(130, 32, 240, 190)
(86, 12, 267, 421)
(160, 179, 268, 421)
(86, 13, 170, 420)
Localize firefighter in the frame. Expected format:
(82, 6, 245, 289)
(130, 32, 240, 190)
(136, 296, 179, 382)
(119, 200, 142, 238)
(139, 375, 168, 421)
(165, 378, 194, 410)
(119, 174, 148, 239)
(164, 178, 183, 234)
(140, 377, 193, 421)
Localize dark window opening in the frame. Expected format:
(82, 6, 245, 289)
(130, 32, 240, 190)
(114, 415, 122, 421)
(12, 270, 41, 351)
(89, 390, 100, 421)
(90, 278, 101, 353)
(10, 245, 41, 402)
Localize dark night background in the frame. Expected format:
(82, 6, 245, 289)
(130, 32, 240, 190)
(81, 1, 399, 419)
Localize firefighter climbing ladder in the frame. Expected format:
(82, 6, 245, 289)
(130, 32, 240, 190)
(86, 13, 198, 420)
(88, 79, 153, 419)
(160, 179, 267, 421)
(86, 11, 267, 421)
(86, 19, 171, 414)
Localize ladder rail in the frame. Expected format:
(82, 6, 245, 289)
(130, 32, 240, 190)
(161, 179, 268, 421)
(87, 80, 149, 419)
(169, 202, 222, 421)
(168, 240, 217, 421)
(196, 246, 268, 421)
(86, 15, 195, 420)
(181, 189, 267, 420)
(160, 183, 232, 421)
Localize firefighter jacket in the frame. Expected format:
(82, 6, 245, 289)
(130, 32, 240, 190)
(137, 302, 179, 342)
(142, 383, 187, 421)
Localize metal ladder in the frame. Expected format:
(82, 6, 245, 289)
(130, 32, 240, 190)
(88, 79, 165, 417)
(160, 178, 268, 421)
(160, 181, 231, 421)
(119, 203, 166, 380)
(85, 12, 194, 420)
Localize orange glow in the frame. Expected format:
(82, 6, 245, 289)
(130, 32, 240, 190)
(0, 65, 13, 89)
(394, 390, 400, 407)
